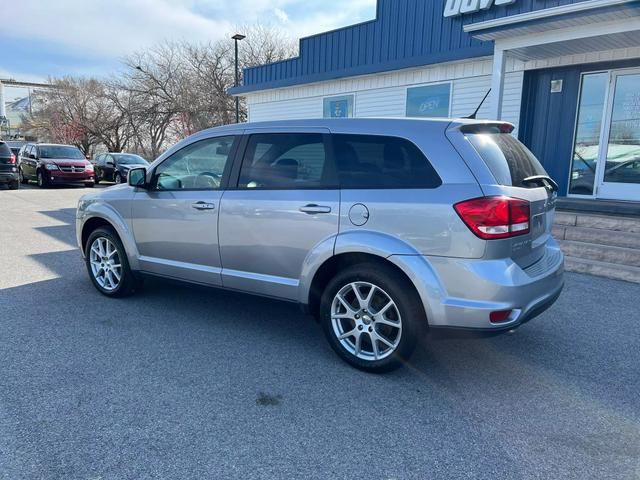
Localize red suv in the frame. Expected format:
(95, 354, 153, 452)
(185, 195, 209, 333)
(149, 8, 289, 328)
(19, 143, 94, 188)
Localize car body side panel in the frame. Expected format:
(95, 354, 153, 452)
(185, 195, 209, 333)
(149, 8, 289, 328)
(339, 185, 486, 259)
(76, 188, 140, 269)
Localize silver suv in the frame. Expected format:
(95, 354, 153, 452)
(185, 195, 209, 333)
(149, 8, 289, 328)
(76, 119, 564, 372)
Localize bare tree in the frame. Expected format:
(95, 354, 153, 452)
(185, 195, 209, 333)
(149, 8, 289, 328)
(22, 24, 297, 158)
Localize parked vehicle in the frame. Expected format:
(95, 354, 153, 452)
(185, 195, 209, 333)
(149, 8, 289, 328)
(76, 119, 564, 372)
(94, 153, 149, 185)
(5, 140, 27, 159)
(19, 143, 95, 188)
(0, 141, 19, 190)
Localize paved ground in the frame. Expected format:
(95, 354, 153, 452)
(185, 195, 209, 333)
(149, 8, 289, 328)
(0, 184, 638, 480)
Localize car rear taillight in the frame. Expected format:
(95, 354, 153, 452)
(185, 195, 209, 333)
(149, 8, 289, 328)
(454, 196, 530, 240)
(9, 153, 16, 164)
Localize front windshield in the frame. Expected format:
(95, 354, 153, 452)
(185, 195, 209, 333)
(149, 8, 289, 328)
(39, 146, 85, 160)
(114, 154, 148, 165)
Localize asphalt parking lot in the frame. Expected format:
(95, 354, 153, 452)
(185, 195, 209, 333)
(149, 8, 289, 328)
(0, 184, 638, 480)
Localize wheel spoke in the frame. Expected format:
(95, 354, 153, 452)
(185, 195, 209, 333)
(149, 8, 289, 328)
(353, 332, 362, 356)
(370, 333, 379, 360)
(376, 317, 401, 328)
(376, 300, 395, 317)
(336, 293, 356, 314)
(352, 283, 368, 309)
(376, 332, 395, 349)
(111, 269, 121, 282)
(338, 328, 358, 340)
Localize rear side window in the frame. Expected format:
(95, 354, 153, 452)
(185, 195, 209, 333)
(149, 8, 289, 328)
(465, 132, 547, 188)
(332, 134, 441, 189)
(238, 133, 333, 189)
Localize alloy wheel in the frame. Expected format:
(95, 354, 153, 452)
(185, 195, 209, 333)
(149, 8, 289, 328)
(89, 237, 122, 292)
(331, 281, 402, 361)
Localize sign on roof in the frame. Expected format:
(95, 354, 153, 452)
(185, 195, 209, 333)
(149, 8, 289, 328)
(444, 0, 516, 17)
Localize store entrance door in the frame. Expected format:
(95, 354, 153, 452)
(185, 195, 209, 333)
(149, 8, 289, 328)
(569, 68, 640, 201)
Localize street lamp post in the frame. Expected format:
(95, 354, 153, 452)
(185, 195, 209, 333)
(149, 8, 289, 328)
(232, 34, 246, 123)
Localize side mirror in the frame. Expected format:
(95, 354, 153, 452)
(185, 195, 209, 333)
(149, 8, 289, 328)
(29, 153, 37, 159)
(128, 167, 148, 188)
(106, 161, 115, 167)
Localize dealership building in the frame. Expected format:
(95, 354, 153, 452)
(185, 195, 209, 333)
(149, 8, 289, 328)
(231, 0, 640, 205)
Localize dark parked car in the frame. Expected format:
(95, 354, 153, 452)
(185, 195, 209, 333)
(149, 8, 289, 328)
(0, 141, 19, 190)
(94, 153, 149, 184)
(19, 143, 95, 188)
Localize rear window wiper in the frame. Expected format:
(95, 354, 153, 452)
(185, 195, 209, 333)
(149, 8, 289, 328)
(522, 175, 559, 192)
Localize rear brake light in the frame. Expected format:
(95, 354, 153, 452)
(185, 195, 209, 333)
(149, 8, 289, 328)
(454, 196, 530, 240)
(9, 153, 16, 164)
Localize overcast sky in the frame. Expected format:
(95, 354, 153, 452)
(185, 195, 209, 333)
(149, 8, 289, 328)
(2, 0, 376, 99)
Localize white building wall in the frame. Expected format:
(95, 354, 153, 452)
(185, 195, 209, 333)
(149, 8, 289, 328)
(244, 45, 640, 136)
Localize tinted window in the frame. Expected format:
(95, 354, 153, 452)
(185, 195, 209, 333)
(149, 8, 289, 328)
(0, 142, 11, 157)
(238, 133, 332, 189)
(465, 133, 547, 187)
(39, 145, 85, 160)
(153, 136, 236, 191)
(332, 134, 441, 189)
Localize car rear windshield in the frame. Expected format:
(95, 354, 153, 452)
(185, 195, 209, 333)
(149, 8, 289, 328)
(0, 142, 11, 157)
(39, 146, 85, 160)
(114, 154, 147, 165)
(465, 132, 547, 188)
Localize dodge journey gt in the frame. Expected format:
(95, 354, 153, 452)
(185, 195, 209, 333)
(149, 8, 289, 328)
(77, 118, 564, 372)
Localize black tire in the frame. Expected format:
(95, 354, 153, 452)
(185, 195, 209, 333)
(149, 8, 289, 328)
(114, 172, 122, 184)
(85, 183, 94, 188)
(19, 168, 28, 184)
(84, 226, 138, 298)
(37, 170, 47, 188)
(8, 181, 19, 190)
(319, 263, 425, 373)
(94, 177, 100, 185)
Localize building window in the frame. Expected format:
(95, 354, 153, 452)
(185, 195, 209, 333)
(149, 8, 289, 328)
(406, 83, 451, 118)
(323, 95, 354, 118)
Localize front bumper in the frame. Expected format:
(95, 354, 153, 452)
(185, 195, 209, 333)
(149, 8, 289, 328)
(395, 242, 565, 331)
(48, 171, 94, 185)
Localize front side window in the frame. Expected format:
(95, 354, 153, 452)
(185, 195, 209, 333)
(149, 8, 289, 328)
(332, 134, 441, 189)
(153, 136, 236, 191)
(238, 133, 333, 189)
(323, 95, 354, 118)
(406, 83, 451, 118)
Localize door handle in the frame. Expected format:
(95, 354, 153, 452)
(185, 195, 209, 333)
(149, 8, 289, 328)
(192, 201, 216, 211)
(299, 204, 332, 214)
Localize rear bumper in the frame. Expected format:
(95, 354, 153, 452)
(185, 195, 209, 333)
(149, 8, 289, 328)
(394, 242, 565, 330)
(0, 172, 19, 183)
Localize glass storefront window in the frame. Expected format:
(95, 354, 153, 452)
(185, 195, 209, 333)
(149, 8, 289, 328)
(323, 95, 354, 118)
(603, 73, 640, 186)
(568, 73, 608, 195)
(406, 83, 451, 118)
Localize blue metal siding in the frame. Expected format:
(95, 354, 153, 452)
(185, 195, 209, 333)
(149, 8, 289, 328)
(519, 58, 640, 197)
(235, 0, 494, 94)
